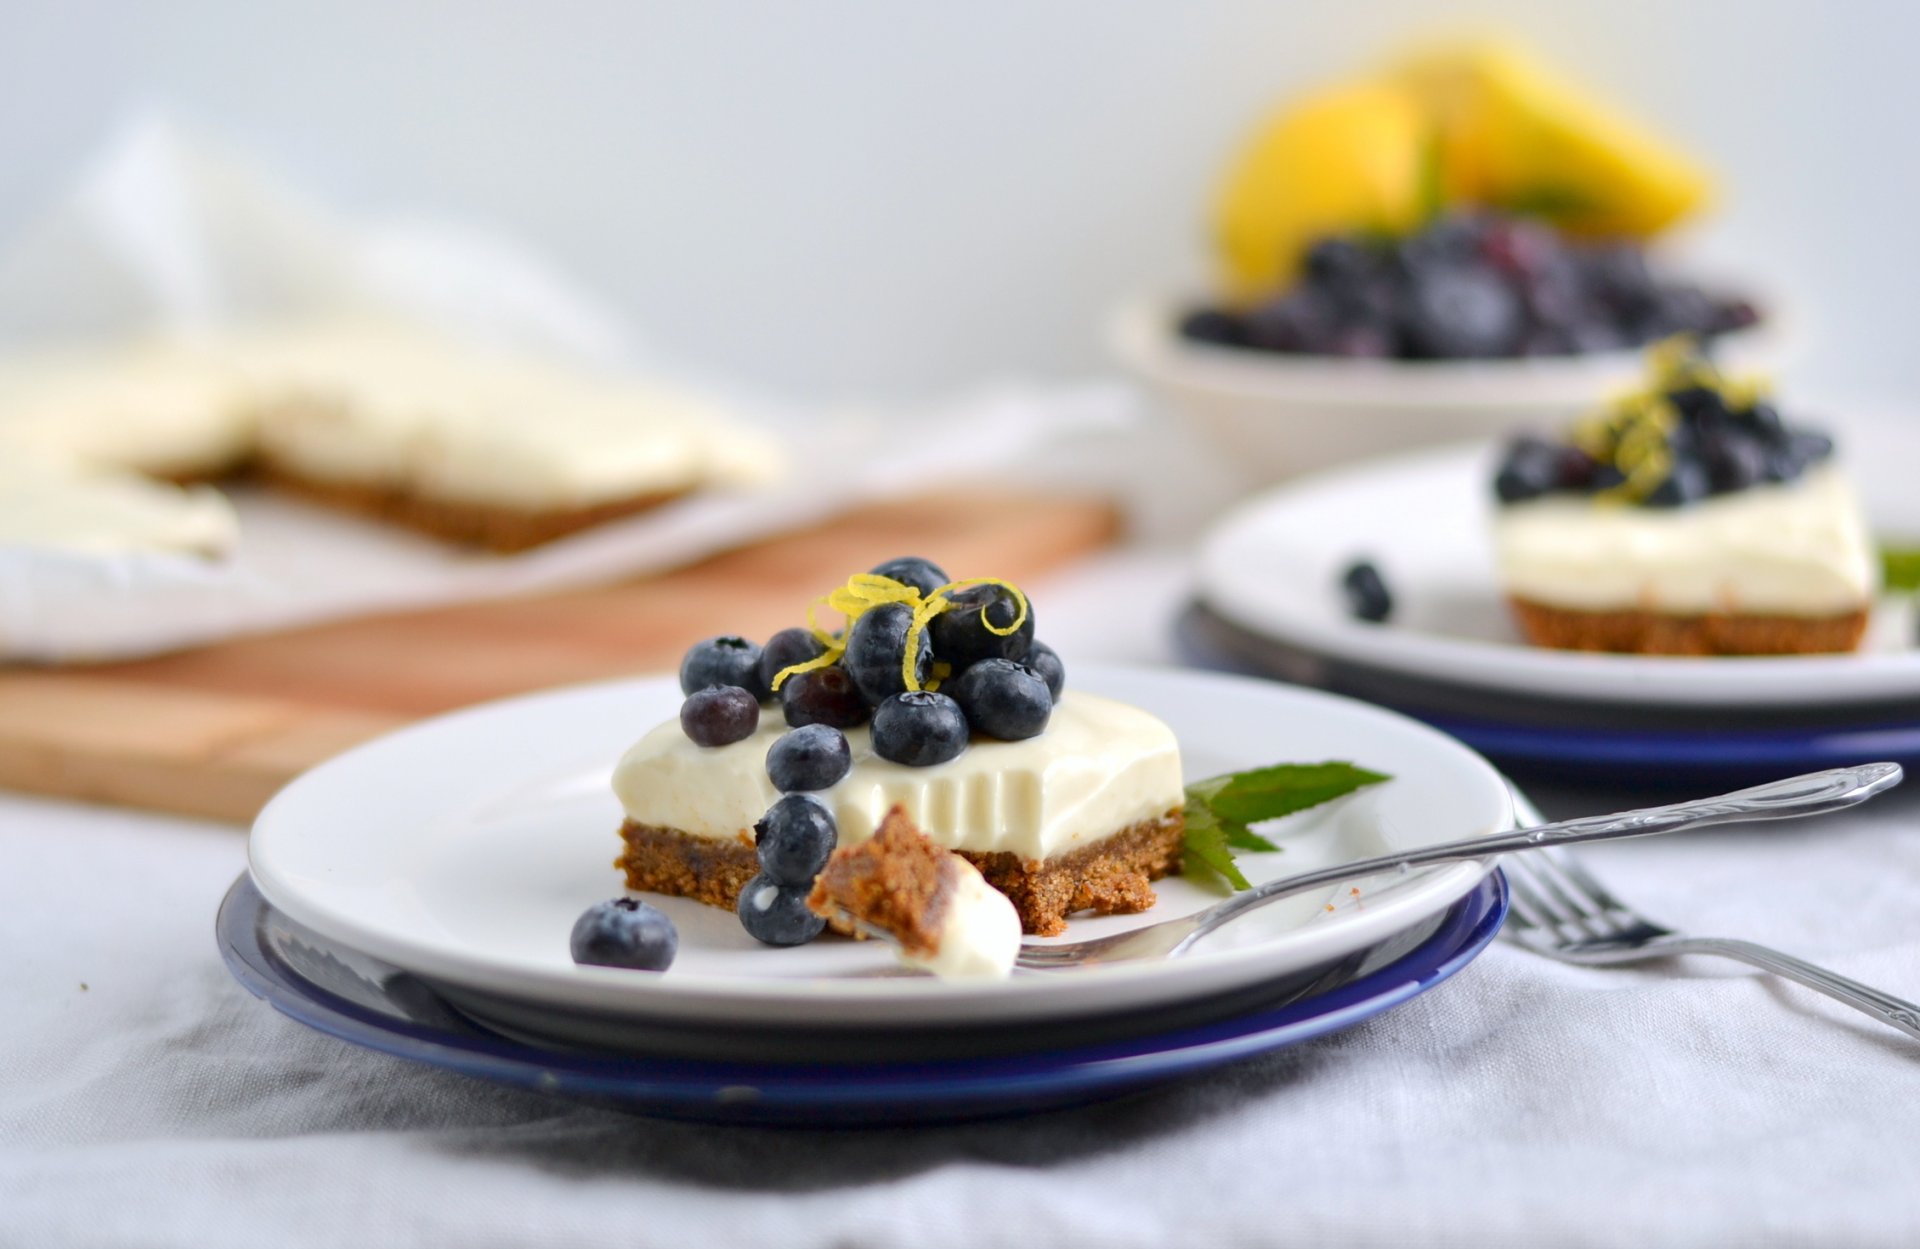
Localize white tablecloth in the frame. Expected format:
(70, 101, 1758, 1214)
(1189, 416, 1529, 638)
(6, 550, 1920, 1248)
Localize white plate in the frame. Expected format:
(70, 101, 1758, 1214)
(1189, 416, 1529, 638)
(248, 664, 1512, 1031)
(1198, 442, 1920, 710)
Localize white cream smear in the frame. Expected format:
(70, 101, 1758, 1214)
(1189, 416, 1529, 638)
(612, 691, 1185, 863)
(907, 860, 1021, 980)
(1494, 466, 1877, 616)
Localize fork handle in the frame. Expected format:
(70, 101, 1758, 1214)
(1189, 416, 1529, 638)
(1182, 763, 1903, 952)
(1668, 937, 1920, 1041)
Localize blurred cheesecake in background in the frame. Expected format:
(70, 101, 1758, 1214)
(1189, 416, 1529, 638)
(1116, 37, 1777, 486)
(0, 320, 780, 558)
(235, 320, 779, 551)
(1490, 340, 1875, 656)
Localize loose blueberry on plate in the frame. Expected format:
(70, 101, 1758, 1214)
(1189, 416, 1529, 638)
(1341, 559, 1393, 623)
(870, 555, 949, 598)
(680, 636, 767, 700)
(759, 626, 826, 698)
(737, 875, 828, 947)
(949, 658, 1052, 741)
(570, 898, 678, 971)
(844, 601, 933, 705)
(871, 690, 970, 766)
(780, 664, 870, 729)
(680, 686, 760, 747)
(929, 584, 1033, 669)
(754, 793, 839, 885)
(765, 723, 853, 792)
(1024, 640, 1066, 702)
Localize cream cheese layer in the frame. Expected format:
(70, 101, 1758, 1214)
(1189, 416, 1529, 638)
(612, 691, 1184, 863)
(910, 861, 1021, 980)
(1494, 466, 1877, 617)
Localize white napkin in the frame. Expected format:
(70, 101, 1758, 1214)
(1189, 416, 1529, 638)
(0, 116, 1140, 661)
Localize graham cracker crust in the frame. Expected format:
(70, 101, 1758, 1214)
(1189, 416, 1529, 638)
(259, 461, 686, 553)
(617, 808, 1186, 937)
(806, 807, 952, 958)
(1509, 596, 1870, 656)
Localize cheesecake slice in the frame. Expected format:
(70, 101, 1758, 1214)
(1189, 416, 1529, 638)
(237, 320, 780, 552)
(612, 689, 1185, 936)
(1491, 342, 1876, 656)
(807, 805, 1022, 980)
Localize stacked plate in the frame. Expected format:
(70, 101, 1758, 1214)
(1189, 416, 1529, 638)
(1183, 442, 1920, 787)
(226, 665, 1517, 1125)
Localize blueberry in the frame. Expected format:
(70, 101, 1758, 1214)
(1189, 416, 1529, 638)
(1667, 385, 1730, 426)
(680, 636, 767, 700)
(759, 627, 826, 698)
(680, 686, 760, 747)
(1714, 298, 1762, 333)
(1303, 236, 1378, 289)
(949, 659, 1052, 741)
(844, 601, 933, 705)
(1580, 244, 1658, 316)
(1178, 308, 1247, 348)
(1589, 464, 1628, 493)
(753, 792, 838, 885)
(780, 664, 869, 729)
(1741, 402, 1786, 442)
(1762, 430, 1835, 484)
(1244, 289, 1341, 354)
(1024, 640, 1066, 703)
(1325, 320, 1395, 359)
(871, 690, 970, 767)
(1703, 434, 1767, 494)
(1493, 436, 1564, 504)
(570, 898, 678, 971)
(869, 555, 949, 598)
(737, 874, 827, 946)
(929, 584, 1033, 669)
(1341, 559, 1393, 623)
(1644, 457, 1710, 508)
(1398, 265, 1523, 359)
(765, 724, 852, 792)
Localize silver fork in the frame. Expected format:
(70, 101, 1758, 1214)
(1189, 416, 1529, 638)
(1013, 763, 1901, 971)
(1504, 845, 1920, 1040)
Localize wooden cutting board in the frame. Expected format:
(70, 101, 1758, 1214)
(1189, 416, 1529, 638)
(0, 493, 1119, 825)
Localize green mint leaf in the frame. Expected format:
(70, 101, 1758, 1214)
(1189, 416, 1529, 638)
(1181, 806, 1250, 894)
(1882, 544, 1920, 593)
(1223, 826, 1280, 853)
(1181, 760, 1390, 892)
(1205, 762, 1391, 825)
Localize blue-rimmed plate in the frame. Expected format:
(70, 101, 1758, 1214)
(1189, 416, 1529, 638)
(1178, 602, 1920, 788)
(217, 870, 1508, 1126)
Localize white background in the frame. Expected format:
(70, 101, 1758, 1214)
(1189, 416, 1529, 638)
(1, 0, 1914, 405)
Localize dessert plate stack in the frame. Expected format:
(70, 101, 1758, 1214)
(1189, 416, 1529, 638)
(1184, 441, 1920, 786)
(226, 665, 1517, 1125)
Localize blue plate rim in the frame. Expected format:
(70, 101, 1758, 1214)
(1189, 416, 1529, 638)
(217, 870, 1507, 1111)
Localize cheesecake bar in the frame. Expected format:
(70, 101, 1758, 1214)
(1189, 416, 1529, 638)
(613, 689, 1185, 936)
(1491, 342, 1875, 656)
(238, 321, 779, 552)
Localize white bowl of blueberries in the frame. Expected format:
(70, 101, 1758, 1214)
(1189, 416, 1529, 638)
(1113, 212, 1780, 485)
